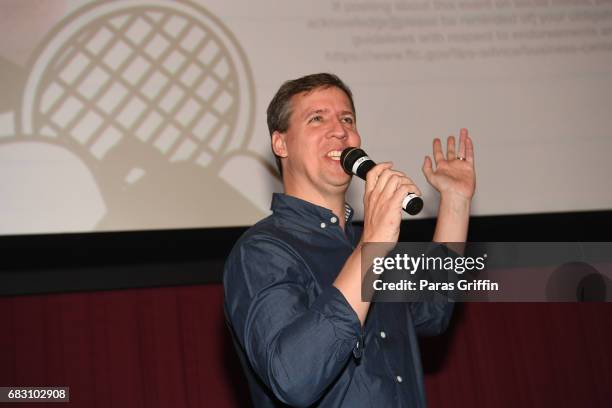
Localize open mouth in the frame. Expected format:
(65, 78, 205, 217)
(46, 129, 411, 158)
(326, 150, 342, 161)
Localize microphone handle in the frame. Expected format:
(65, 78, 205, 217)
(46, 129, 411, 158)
(357, 158, 424, 215)
(354, 159, 376, 180)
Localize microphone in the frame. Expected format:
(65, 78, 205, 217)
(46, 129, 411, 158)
(340, 147, 424, 215)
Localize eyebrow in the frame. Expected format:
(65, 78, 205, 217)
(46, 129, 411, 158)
(339, 110, 355, 117)
(302, 108, 328, 120)
(302, 108, 355, 120)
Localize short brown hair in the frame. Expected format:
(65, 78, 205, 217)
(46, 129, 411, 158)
(266, 73, 356, 175)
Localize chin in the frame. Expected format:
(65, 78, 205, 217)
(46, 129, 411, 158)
(326, 173, 352, 189)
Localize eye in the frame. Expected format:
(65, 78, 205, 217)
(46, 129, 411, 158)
(341, 116, 355, 125)
(308, 115, 323, 123)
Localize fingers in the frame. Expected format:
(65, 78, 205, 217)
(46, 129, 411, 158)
(365, 162, 393, 196)
(365, 163, 419, 208)
(447, 136, 456, 160)
(375, 169, 405, 196)
(398, 179, 421, 196)
(434, 129, 471, 162)
(466, 133, 475, 164)
(380, 175, 420, 202)
(392, 183, 417, 205)
(362, 163, 421, 243)
(374, 169, 414, 199)
(422, 155, 433, 182)
(432, 138, 444, 166)
(458, 128, 467, 159)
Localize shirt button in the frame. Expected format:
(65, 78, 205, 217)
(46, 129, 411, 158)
(330, 216, 338, 224)
(320, 222, 326, 228)
(380, 331, 387, 339)
(396, 375, 403, 383)
(353, 340, 362, 359)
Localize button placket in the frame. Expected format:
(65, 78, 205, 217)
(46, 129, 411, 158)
(377, 326, 401, 386)
(352, 330, 365, 359)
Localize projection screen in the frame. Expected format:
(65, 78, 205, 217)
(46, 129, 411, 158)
(1, 0, 611, 234)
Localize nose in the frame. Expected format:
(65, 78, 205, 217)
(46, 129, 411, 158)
(328, 117, 348, 139)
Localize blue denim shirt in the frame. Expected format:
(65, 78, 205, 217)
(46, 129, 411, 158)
(224, 193, 453, 407)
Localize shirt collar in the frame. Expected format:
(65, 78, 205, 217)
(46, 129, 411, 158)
(271, 193, 354, 225)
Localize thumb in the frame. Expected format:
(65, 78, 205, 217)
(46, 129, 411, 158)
(422, 156, 433, 182)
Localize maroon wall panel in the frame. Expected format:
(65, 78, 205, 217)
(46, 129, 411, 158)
(0, 285, 248, 408)
(424, 303, 612, 407)
(1, 285, 610, 407)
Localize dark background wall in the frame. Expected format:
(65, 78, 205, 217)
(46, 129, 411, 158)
(1, 210, 611, 407)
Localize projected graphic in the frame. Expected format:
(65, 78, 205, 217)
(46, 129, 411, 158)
(1, 0, 611, 234)
(1, 0, 278, 233)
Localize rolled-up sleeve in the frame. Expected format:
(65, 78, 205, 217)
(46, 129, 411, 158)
(224, 236, 362, 407)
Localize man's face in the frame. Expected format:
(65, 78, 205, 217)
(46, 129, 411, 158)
(274, 86, 361, 197)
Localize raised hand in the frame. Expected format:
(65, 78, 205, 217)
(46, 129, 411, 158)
(422, 128, 476, 201)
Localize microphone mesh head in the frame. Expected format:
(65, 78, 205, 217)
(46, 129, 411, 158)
(340, 147, 365, 175)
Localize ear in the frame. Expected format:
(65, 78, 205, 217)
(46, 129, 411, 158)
(272, 131, 288, 158)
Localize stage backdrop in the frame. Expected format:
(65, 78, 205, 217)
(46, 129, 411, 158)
(1, 0, 612, 234)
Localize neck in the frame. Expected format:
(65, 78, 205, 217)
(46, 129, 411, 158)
(284, 185, 347, 230)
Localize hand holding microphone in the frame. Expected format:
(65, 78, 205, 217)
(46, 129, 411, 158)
(340, 147, 422, 244)
(341, 147, 424, 215)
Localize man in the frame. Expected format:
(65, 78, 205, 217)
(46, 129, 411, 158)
(224, 73, 475, 407)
